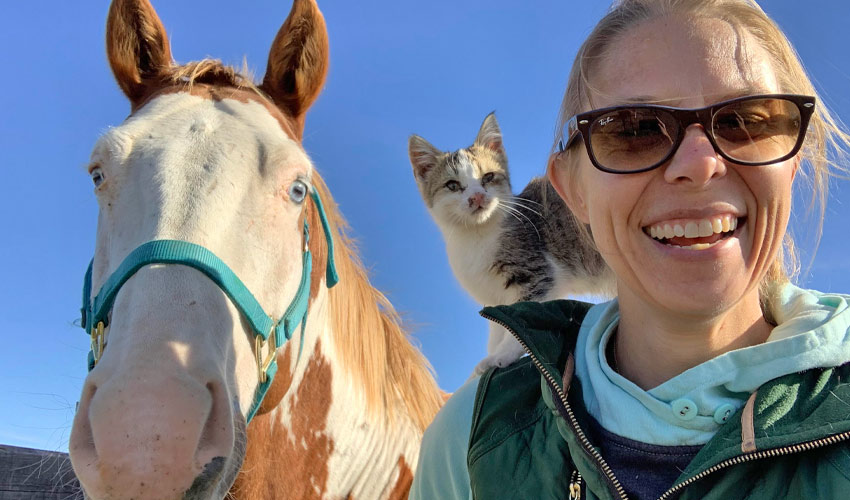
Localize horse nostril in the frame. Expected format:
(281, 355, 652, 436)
(183, 456, 226, 499)
(70, 383, 98, 458)
(195, 382, 234, 467)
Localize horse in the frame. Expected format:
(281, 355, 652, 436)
(67, 1, 444, 498)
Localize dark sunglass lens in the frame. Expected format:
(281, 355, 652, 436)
(589, 108, 678, 171)
(712, 98, 802, 163)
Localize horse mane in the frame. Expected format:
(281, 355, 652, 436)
(166, 59, 259, 91)
(156, 58, 444, 431)
(308, 174, 445, 432)
(129, 58, 267, 110)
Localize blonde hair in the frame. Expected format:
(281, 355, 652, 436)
(553, 0, 850, 288)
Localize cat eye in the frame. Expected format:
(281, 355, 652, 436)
(445, 180, 462, 192)
(481, 172, 495, 185)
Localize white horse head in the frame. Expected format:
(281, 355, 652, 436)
(69, 1, 442, 498)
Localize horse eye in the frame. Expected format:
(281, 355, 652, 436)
(289, 180, 308, 204)
(90, 166, 105, 188)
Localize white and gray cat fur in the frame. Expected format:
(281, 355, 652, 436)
(408, 113, 615, 374)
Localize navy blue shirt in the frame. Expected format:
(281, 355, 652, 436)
(588, 417, 703, 500)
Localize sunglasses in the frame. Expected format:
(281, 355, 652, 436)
(558, 94, 815, 174)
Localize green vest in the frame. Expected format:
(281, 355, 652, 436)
(468, 300, 850, 500)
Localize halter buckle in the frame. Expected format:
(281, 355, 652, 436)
(255, 326, 277, 384)
(91, 322, 105, 366)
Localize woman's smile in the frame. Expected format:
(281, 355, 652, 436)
(645, 213, 739, 247)
(642, 211, 746, 260)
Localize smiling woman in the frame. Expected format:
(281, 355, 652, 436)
(411, 1, 850, 499)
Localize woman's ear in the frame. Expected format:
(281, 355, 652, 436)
(547, 153, 590, 224)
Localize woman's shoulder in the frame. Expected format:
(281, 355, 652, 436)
(409, 376, 480, 500)
(427, 374, 481, 446)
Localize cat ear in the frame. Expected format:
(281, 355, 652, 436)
(547, 153, 590, 223)
(408, 135, 442, 179)
(474, 112, 504, 153)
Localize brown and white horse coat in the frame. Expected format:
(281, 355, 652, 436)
(69, 1, 443, 499)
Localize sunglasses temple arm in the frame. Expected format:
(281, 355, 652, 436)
(559, 116, 580, 152)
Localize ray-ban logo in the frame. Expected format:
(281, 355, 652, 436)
(598, 116, 615, 126)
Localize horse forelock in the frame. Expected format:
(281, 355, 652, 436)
(129, 59, 301, 142)
(306, 174, 444, 433)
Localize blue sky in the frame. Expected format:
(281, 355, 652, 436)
(1, 1, 848, 452)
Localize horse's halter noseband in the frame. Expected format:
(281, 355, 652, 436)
(80, 189, 339, 422)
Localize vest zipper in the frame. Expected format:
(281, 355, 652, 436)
(656, 429, 850, 499)
(480, 312, 629, 500)
(569, 470, 583, 500)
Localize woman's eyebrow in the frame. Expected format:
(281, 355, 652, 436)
(613, 87, 774, 107)
(609, 95, 686, 106)
(622, 95, 664, 104)
(714, 87, 773, 102)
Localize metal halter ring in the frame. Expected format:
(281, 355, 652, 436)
(255, 324, 277, 384)
(91, 322, 105, 365)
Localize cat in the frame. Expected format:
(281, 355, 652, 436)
(408, 112, 615, 374)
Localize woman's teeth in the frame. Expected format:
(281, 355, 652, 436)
(647, 215, 739, 249)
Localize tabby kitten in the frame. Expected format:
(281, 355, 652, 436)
(408, 113, 615, 374)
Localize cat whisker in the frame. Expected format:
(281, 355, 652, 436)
(498, 203, 542, 240)
(498, 202, 533, 221)
(496, 205, 525, 226)
(501, 200, 542, 217)
(511, 196, 544, 207)
(503, 208, 542, 241)
(500, 199, 543, 218)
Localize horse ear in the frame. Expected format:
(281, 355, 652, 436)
(260, 0, 329, 140)
(106, 0, 173, 107)
(408, 135, 442, 180)
(474, 112, 504, 154)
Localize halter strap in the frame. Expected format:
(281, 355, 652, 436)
(80, 188, 338, 422)
(309, 190, 339, 288)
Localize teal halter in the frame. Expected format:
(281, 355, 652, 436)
(80, 189, 339, 422)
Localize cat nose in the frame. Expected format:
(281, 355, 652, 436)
(468, 192, 485, 208)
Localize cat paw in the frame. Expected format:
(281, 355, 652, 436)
(472, 358, 495, 377)
(473, 351, 523, 376)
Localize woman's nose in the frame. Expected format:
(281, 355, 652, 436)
(663, 124, 727, 185)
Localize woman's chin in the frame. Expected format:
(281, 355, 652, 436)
(634, 274, 760, 320)
(624, 239, 762, 317)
